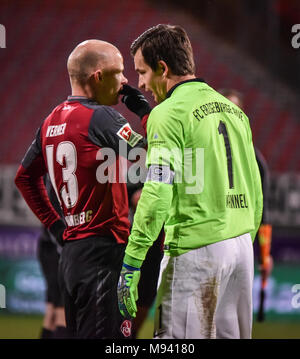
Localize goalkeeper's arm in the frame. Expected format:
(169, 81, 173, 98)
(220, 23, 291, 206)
(117, 171, 172, 318)
(124, 174, 173, 267)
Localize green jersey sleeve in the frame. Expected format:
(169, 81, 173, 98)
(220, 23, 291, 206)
(124, 106, 181, 267)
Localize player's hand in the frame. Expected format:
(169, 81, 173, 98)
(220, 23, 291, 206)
(120, 84, 152, 119)
(117, 263, 141, 318)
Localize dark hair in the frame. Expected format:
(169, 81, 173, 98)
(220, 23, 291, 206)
(130, 24, 195, 76)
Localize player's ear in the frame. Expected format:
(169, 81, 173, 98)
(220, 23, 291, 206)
(158, 60, 168, 78)
(94, 70, 103, 83)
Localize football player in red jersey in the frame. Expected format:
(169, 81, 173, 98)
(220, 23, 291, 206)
(15, 40, 151, 338)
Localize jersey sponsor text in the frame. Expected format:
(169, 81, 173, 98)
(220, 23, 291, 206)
(65, 210, 93, 227)
(193, 101, 243, 121)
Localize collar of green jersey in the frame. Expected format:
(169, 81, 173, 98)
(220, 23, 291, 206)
(166, 78, 206, 99)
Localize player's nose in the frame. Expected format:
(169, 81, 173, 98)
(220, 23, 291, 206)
(121, 74, 128, 85)
(138, 77, 145, 90)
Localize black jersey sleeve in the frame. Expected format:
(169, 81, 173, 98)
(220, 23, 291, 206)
(255, 148, 271, 224)
(88, 106, 147, 159)
(21, 126, 43, 168)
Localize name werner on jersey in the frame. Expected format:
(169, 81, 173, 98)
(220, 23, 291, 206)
(46, 124, 67, 137)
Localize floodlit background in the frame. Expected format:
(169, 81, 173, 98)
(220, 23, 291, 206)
(0, 0, 300, 339)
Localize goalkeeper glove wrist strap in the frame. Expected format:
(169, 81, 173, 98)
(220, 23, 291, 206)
(123, 253, 143, 269)
(122, 263, 140, 271)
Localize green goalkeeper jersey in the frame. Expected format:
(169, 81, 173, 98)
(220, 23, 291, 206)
(125, 79, 263, 266)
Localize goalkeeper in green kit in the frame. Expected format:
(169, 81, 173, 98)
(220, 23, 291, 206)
(117, 24, 263, 339)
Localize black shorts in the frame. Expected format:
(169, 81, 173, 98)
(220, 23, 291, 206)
(37, 228, 63, 307)
(59, 236, 131, 339)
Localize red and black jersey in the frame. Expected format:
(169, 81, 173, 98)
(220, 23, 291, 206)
(15, 96, 147, 244)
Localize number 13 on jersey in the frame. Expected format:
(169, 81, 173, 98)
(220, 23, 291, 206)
(46, 141, 79, 209)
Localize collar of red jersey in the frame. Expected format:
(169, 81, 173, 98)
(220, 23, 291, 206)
(67, 95, 89, 102)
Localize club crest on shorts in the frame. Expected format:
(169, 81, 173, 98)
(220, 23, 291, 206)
(117, 123, 143, 147)
(120, 319, 132, 337)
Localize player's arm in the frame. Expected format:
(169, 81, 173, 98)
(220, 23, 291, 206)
(255, 149, 273, 280)
(247, 122, 263, 241)
(14, 126, 65, 244)
(255, 148, 271, 225)
(124, 175, 173, 266)
(118, 107, 182, 318)
(125, 106, 181, 264)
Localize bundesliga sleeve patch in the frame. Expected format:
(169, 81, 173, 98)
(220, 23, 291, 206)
(117, 123, 143, 147)
(146, 165, 175, 184)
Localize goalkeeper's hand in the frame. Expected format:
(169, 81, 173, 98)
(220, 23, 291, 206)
(120, 84, 152, 119)
(117, 263, 141, 318)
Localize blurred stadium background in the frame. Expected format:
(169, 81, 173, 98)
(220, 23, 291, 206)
(0, 0, 300, 339)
